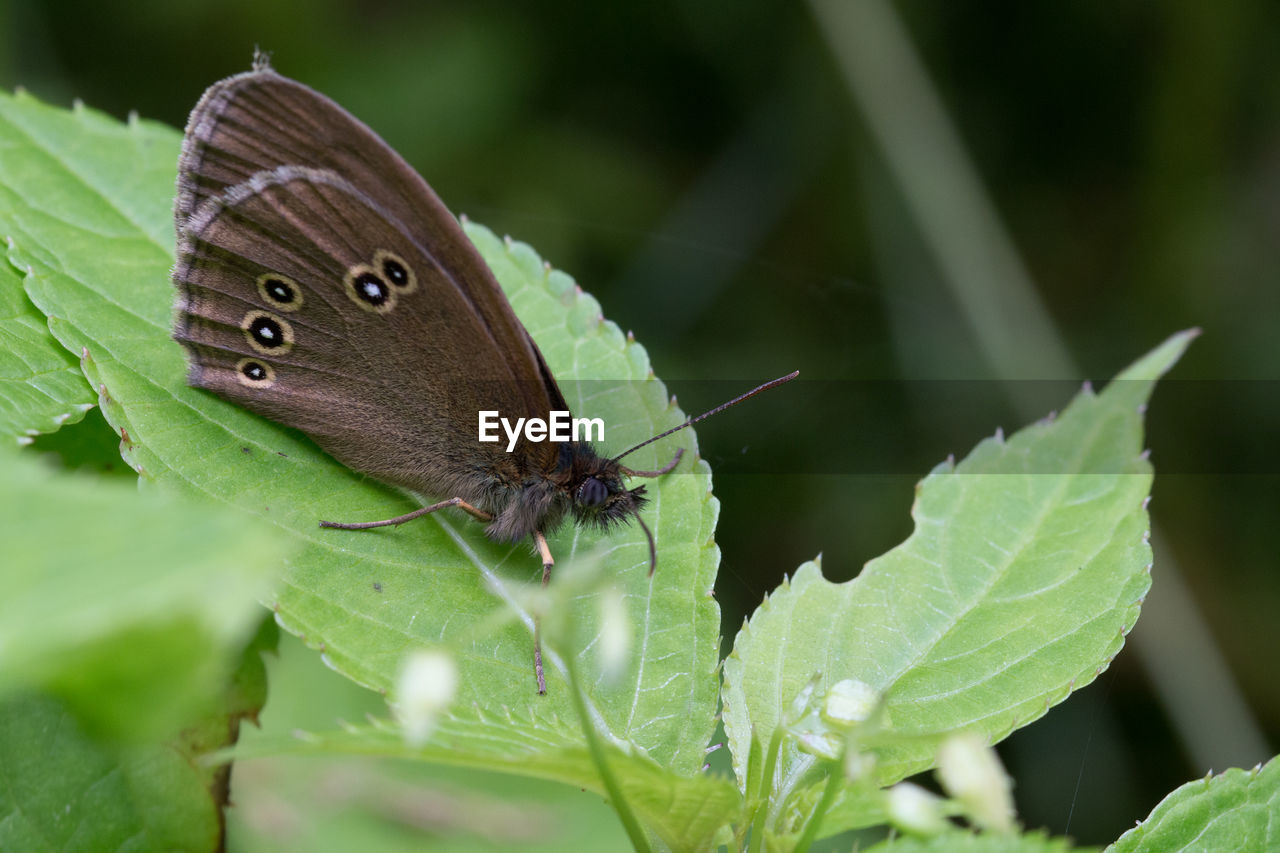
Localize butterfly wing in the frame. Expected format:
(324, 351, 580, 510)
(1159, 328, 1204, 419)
(175, 65, 549, 384)
(174, 164, 557, 503)
(173, 67, 569, 504)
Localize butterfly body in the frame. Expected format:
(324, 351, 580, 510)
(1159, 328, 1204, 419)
(172, 62, 648, 555)
(478, 442, 644, 543)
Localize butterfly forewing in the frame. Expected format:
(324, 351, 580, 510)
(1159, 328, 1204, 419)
(177, 68, 522, 344)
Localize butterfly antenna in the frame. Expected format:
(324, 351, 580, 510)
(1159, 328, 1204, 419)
(612, 371, 798, 463)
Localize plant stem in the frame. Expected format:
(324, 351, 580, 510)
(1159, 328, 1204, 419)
(564, 650, 653, 853)
(746, 725, 785, 853)
(792, 762, 843, 853)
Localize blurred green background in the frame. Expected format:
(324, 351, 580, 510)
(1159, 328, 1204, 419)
(5, 0, 1277, 846)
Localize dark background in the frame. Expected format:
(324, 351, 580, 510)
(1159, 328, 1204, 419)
(6, 0, 1277, 845)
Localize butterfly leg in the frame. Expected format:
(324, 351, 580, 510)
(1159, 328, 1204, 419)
(319, 497, 494, 530)
(531, 529, 554, 695)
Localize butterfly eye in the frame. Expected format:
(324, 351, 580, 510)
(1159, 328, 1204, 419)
(344, 265, 397, 313)
(241, 310, 294, 355)
(578, 477, 610, 508)
(354, 273, 388, 303)
(236, 358, 275, 388)
(376, 251, 416, 292)
(256, 273, 303, 311)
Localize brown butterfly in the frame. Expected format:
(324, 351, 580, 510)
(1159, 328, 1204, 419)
(172, 55, 796, 692)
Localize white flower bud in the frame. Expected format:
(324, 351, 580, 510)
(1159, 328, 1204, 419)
(887, 782, 948, 835)
(598, 587, 632, 681)
(395, 649, 458, 747)
(936, 733, 1015, 833)
(822, 679, 880, 727)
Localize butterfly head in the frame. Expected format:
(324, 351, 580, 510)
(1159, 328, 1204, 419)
(564, 451, 648, 531)
(565, 449, 657, 574)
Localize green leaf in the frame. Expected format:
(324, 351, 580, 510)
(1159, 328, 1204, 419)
(0, 446, 287, 740)
(0, 87, 720, 773)
(0, 252, 95, 441)
(1108, 757, 1280, 853)
(723, 331, 1195, 831)
(0, 693, 222, 852)
(227, 715, 743, 853)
